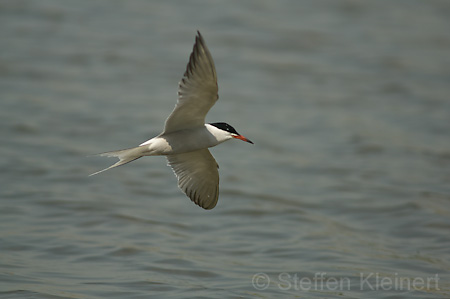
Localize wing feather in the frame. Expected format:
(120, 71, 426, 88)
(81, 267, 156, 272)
(167, 149, 219, 209)
(163, 31, 218, 133)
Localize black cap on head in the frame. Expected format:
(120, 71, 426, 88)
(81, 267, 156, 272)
(209, 122, 239, 135)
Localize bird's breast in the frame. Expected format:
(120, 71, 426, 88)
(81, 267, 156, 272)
(151, 128, 220, 155)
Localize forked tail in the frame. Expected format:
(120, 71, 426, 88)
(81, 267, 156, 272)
(89, 146, 147, 176)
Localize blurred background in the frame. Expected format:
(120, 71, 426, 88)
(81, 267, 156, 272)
(1, 0, 449, 298)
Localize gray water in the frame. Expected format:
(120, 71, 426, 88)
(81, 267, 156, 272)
(1, 0, 449, 298)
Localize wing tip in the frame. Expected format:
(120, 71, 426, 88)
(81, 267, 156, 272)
(195, 31, 205, 46)
(195, 184, 219, 210)
(186, 185, 218, 210)
(196, 195, 218, 210)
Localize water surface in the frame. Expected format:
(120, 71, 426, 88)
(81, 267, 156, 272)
(1, 1, 449, 298)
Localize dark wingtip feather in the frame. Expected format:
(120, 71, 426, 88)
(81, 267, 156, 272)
(183, 31, 203, 78)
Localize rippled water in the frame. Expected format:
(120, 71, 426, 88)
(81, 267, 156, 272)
(1, 0, 450, 298)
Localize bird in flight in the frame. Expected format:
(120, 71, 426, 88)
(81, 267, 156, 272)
(91, 31, 253, 209)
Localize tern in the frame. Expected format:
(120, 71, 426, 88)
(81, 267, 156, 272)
(91, 31, 253, 210)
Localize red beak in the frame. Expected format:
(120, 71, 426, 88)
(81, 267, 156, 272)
(233, 135, 254, 144)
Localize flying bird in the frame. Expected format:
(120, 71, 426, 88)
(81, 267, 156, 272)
(91, 31, 253, 209)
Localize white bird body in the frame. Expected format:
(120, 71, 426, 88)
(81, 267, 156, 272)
(91, 31, 252, 209)
(139, 124, 232, 155)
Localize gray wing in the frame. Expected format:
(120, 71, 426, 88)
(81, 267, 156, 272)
(167, 149, 219, 209)
(163, 31, 218, 133)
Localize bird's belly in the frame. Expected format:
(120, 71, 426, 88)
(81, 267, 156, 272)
(145, 129, 219, 155)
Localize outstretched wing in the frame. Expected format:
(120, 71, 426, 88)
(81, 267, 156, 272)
(163, 31, 218, 133)
(166, 149, 219, 209)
